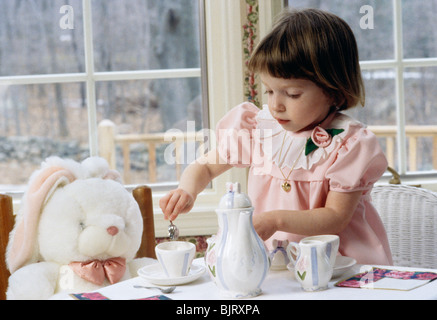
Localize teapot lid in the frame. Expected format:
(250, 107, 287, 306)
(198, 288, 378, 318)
(218, 182, 252, 209)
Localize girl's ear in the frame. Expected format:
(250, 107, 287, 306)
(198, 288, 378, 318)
(6, 166, 76, 273)
(332, 94, 347, 111)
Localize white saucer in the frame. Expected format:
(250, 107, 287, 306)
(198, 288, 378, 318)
(331, 256, 356, 278)
(286, 256, 356, 279)
(138, 263, 206, 286)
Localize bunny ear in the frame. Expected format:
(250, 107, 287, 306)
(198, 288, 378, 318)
(6, 166, 76, 273)
(103, 169, 122, 183)
(81, 156, 123, 183)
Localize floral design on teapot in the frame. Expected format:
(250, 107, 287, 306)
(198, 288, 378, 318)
(205, 238, 216, 278)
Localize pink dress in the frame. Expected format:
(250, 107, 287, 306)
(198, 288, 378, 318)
(216, 102, 393, 265)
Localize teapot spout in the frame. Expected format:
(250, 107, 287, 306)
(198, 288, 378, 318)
(230, 210, 267, 279)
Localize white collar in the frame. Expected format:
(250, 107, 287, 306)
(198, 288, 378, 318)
(255, 105, 363, 170)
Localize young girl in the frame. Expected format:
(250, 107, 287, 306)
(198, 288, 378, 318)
(159, 8, 393, 266)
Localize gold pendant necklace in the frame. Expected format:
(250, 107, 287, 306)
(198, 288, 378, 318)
(277, 132, 305, 192)
(281, 181, 292, 192)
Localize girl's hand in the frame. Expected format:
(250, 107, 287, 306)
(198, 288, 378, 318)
(159, 188, 195, 221)
(252, 211, 278, 241)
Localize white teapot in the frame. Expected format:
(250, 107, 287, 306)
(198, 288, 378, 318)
(205, 182, 269, 298)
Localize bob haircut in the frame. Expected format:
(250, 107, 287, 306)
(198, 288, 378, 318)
(248, 8, 365, 110)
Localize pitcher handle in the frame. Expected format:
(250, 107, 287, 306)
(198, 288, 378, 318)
(286, 242, 300, 265)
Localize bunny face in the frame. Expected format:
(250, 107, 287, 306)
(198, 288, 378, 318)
(38, 178, 143, 265)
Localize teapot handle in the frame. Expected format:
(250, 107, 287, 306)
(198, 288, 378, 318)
(286, 242, 300, 265)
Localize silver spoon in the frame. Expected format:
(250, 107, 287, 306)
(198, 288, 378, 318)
(168, 220, 179, 240)
(133, 285, 176, 294)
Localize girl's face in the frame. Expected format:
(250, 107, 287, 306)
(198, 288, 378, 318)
(261, 73, 333, 133)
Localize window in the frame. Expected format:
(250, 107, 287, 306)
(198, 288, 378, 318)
(0, 0, 207, 193)
(287, 0, 437, 181)
(0, 0, 266, 236)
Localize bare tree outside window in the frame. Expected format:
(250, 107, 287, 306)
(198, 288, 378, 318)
(0, 0, 205, 190)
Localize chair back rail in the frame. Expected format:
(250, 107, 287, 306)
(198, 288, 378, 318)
(133, 185, 156, 259)
(0, 195, 14, 301)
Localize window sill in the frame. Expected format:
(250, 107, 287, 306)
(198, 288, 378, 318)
(376, 171, 437, 192)
(153, 204, 218, 238)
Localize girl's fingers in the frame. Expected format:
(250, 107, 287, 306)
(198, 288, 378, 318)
(173, 193, 193, 216)
(158, 192, 171, 211)
(159, 189, 195, 220)
(164, 192, 181, 218)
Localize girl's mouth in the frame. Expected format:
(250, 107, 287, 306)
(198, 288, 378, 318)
(276, 118, 290, 125)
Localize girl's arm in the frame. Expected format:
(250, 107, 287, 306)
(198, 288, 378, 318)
(253, 190, 362, 240)
(159, 148, 232, 221)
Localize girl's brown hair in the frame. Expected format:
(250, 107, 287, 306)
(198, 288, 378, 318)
(248, 8, 365, 110)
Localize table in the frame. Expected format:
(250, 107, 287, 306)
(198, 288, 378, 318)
(52, 258, 437, 300)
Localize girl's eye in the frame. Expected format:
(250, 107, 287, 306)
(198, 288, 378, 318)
(287, 93, 302, 99)
(264, 90, 273, 95)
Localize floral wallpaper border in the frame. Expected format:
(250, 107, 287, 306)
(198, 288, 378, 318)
(242, 0, 260, 107)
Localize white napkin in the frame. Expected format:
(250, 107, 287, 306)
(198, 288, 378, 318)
(360, 277, 432, 291)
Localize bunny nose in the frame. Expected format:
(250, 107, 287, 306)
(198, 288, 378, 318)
(107, 226, 119, 236)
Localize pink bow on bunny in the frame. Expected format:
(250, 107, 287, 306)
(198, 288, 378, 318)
(69, 257, 126, 285)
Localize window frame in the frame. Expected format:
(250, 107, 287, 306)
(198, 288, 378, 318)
(0, 0, 213, 236)
(359, 0, 437, 185)
(0, 0, 266, 237)
(0, 0, 203, 157)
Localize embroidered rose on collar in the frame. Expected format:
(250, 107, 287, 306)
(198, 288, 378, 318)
(305, 126, 344, 156)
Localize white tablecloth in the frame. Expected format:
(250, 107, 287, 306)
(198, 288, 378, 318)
(53, 258, 437, 300)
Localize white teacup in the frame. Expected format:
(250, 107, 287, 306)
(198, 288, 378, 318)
(155, 241, 196, 278)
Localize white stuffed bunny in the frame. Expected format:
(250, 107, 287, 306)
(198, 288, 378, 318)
(6, 157, 153, 300)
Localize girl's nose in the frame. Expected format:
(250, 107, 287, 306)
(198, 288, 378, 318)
(270, 95, 285, 113)
(107, 226, 119, 236)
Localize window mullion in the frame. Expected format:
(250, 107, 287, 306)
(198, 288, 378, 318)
(393, 0, 407, 174)
(83, 0, 98, 156)
(94, 68, 201, 81)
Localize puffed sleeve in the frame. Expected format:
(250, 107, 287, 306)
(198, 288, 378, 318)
(326, 128, 388, 193)
(215, 102, 259, 168)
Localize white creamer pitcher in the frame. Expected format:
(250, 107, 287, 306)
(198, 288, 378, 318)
(287, 239, 334, 291)
(205, 182, 269, 298)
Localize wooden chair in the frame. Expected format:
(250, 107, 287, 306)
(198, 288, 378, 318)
(132, 185, 157, 259)
(0, 185, 156, 300)
(0, 194, 14, 301)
